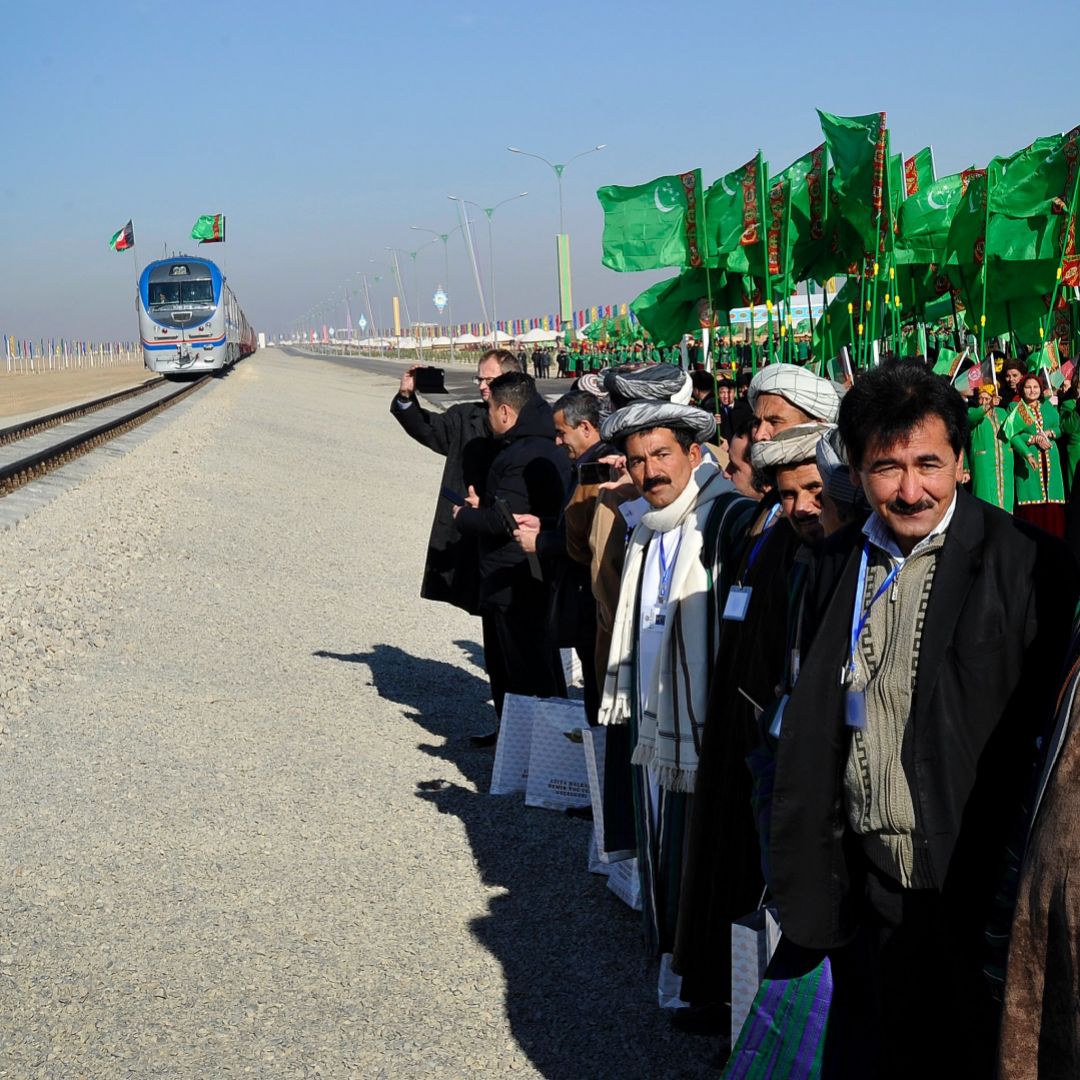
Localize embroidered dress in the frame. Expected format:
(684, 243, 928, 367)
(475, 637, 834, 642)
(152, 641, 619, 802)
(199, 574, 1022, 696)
(967, 405, 1014, 512)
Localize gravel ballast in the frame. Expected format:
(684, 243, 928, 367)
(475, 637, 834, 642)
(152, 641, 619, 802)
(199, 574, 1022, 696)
(0, 350, 717, 1077)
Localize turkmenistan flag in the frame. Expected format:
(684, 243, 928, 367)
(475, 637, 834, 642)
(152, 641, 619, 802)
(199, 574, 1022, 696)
(990, 129, 1080, 219)
(191, 213, 225, 243)
(702, 154, 762, 270)
(818, 109, 887, 251)
(904, 148, 935, 196)
(895, 172, 965, 266)
(1033, 339, 1064, 388)
(932, 345, 966, 378)
(629, 268, 710, 345)
(109, 220, 134, 251)
(598, 170, 704, 271)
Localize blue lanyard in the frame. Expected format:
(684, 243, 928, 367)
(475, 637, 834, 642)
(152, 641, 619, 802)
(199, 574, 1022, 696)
(657, 532, 682, 605)
(847, 540, 900, 679)
(744, 504, 782, 579)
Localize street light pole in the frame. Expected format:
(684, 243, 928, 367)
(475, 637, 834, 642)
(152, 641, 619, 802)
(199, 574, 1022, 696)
(449, 193, 527, 349)
(507, 143, 605, 333)
(410, 223, 465, 366)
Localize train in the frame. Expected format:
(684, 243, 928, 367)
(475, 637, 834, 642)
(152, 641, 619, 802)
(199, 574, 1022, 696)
(137, 256, 257, 374)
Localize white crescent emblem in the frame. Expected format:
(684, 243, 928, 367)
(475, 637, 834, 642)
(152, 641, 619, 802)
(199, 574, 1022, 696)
(969, 191, 981, 214)
(926, 188, 948, 211)
(654, 180, 681, 214)
(721, 175, 737, 197)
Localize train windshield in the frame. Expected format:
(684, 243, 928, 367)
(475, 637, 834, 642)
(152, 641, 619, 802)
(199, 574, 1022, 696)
(148, 279, 214, 306)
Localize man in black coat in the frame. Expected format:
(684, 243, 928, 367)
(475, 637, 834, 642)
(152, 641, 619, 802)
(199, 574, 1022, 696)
(390, 349, 520, 614)
(453, 372, 571, 729)
(769, 360, 1078, 1078)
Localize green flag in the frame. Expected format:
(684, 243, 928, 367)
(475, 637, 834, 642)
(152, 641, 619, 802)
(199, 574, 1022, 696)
(932, 345, 965, 378)
(598, 170, 704, 271)
(629, 268, 710, 345)
(190, 213, 225, 243)
(702, 154, 763, 273)
(818, 109, 888, 251)
(904, 148, 936, 196)
(895, 172, 965, 266)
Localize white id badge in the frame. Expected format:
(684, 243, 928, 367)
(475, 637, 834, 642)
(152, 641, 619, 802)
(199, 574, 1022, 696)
(845, 688, 867, 730)
(642, 605, 667, 631)
(722, 586, 753, 621)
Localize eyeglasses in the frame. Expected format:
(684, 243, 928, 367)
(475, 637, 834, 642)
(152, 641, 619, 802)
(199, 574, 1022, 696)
(473, 376, 493, 385)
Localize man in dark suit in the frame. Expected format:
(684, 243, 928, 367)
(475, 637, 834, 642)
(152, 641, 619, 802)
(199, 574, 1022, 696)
(453, 372, 570, 737)
(769, 359, 1077, 1078)
(390, 348, 521, 613)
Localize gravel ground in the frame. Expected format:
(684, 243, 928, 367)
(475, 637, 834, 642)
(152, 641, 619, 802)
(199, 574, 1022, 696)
(0, 349, 719, 1078)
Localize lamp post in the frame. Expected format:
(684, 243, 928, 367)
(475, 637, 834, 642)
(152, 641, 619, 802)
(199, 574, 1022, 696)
(410, 222, 465, 365)
(447, 193, 527, 348)
(507, 143, 605, 333)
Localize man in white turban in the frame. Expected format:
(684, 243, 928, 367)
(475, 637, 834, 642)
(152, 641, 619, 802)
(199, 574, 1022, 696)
(598, 399, 754, 958)
(748, 365, 840, 442)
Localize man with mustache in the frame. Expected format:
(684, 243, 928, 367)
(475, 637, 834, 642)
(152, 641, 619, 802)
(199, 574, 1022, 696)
(597, 399, 752, 962)
(767, 359, 1077, 1078)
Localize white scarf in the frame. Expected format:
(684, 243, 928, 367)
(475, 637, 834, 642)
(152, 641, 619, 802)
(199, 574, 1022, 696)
(598, 463, 741, 792)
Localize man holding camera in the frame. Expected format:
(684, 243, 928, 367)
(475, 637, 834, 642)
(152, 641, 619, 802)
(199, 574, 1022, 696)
(453, 372, 571, 737)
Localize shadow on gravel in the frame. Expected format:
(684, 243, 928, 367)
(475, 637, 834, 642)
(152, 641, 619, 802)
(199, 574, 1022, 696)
(313, 642, 495, 791)
(330, 641, 717, 1080)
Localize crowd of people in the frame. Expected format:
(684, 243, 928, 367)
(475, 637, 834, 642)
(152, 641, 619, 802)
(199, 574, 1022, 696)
(391, 345, 1080, 1079)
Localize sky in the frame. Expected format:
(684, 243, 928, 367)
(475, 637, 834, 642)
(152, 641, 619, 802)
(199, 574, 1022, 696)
(0, 0, 1076, 342)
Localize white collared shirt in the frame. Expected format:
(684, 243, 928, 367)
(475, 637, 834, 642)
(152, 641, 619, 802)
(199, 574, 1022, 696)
(861, 490, 958, 568)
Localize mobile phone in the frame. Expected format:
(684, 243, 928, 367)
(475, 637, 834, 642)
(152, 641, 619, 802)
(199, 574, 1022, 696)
(577, 461, 613, 486)
(440, 485, 466, 506)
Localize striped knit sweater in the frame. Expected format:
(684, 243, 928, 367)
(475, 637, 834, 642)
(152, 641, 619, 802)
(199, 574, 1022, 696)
(843, 534, 945, 888)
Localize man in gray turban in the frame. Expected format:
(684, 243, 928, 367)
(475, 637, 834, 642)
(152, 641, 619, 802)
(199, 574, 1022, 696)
(603, 363, 694, 409)
(814, 426, 868, 535)
(598, 398, 753, 961)
(748, 364, 840, 442)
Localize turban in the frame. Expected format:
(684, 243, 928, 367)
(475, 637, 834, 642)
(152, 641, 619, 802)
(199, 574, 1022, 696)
(600, 401, 716, 445)
(577, 372, 607, 398)
(815, 426, 865, 508)
(603, 363, 694, 406)
(748, 365, 840, 423)
(750, 422, 833, 472)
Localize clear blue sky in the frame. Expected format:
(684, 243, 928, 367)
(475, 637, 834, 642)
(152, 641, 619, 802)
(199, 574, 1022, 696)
(0, 0, 1074, 342)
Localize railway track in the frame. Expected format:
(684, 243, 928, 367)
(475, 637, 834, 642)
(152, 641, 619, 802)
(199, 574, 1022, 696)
(0, 375, 214, 497)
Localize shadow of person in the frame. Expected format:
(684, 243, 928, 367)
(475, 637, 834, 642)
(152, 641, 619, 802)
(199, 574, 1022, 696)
(417, 781, 717, 1079)
(313, 641, 496, 790)
(316, 641, 717, 1078)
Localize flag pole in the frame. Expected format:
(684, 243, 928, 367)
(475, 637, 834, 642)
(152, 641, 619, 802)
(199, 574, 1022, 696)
(978, 170, 993, 360)
(759, 153, 775, 365)
(1040, 164, 1080, 345)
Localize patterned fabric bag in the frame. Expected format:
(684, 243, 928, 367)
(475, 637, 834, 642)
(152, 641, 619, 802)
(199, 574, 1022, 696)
(722, 953, 832, 1080)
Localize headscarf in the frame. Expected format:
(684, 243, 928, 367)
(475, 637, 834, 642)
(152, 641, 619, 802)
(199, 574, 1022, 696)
(600, 400, 716, 445)
(815, 426, 864, 508)
(750, 422, 833, 471)
(747, 365, 840, 423)
(603, 363, 693, 407)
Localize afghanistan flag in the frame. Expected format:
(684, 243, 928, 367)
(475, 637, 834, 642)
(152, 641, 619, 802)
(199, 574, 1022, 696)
(191, 214, 226, 244)
(109, 220, 134, 251)
(953, 355, 996, 395)
(598, 170, 704, 271)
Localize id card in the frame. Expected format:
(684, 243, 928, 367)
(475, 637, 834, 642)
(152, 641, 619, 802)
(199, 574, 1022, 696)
(845, 688, 867, 730)
(722, 586, 753, 621)
(768, 693, 790, 738)
(642, 605, 667, 632)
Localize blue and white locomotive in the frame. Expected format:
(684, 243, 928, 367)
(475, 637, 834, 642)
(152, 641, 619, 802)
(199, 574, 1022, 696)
(138, 256, 256, 374)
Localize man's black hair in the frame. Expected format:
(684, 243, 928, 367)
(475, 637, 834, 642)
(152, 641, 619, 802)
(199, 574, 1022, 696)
(689, 370, 715, 394)
(838, 358, 969, 470)
(1001, 356, 1027, 376)
(551, 391, 600, 429)
(615, 424, 695, 455)
(489, 371, 538, 413)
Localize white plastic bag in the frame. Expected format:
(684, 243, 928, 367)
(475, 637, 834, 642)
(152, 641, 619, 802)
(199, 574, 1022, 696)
(730, 906, 782, 1045)
(489, 693, 537, 796)
(523, 697, 590, 811)
(606, 857, 643, 911)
